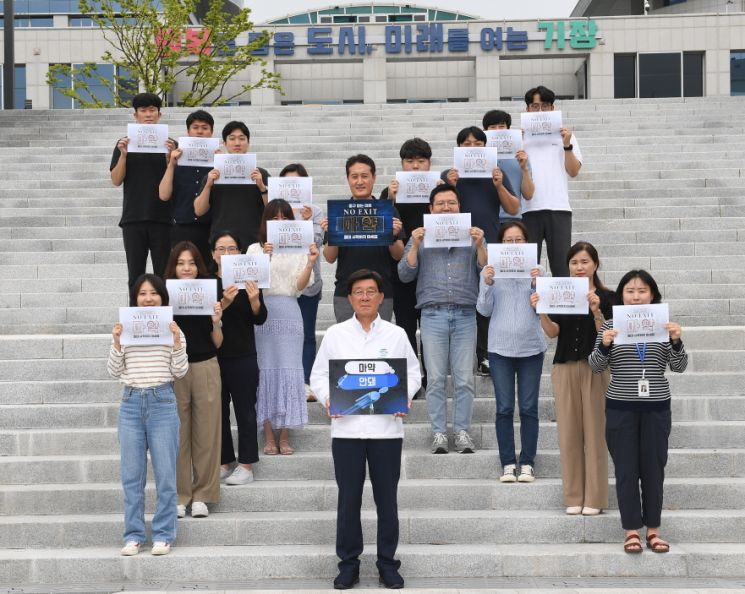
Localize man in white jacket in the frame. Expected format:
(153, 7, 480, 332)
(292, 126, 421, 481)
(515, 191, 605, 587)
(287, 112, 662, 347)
(311, 268, 421, 590)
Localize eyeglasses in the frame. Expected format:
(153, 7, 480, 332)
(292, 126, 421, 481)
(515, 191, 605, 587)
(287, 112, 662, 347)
(502, 238, 526, 244)
(432, 200, 459, 208)
(215, 246, 239, 253)
(351, 289, 379, 298)
(528, 103, 553, 112)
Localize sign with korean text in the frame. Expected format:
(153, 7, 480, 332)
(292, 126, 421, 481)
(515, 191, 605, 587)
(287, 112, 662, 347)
(327, 199, 394, 247)
(521, 111, 562, 146)
(268, 176, 313, 209)
(422, 213, 471, 249)
(166, 279, 217, 316)
(487, 243, 538, 278)
(220, 253, 270, 288)
(485, 130, 523, 158)
(266, 220, 314, 254)
(535, 277, 589, 314)
(329, 358, 408, 416)
(177, 137, 219, 168)
(213, 153, 257, 185)
(127, 124, 168, 154)
(612, 304, 670, 345)
(395, 171, 441, 204)
(453, 147, 499, 179)
(119, 306, 173, 346)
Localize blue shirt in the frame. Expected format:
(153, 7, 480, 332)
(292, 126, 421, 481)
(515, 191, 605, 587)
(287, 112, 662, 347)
(398, 239, 482, 309)
(476, 276, 546, 357)
(172, 165, 212, 225)
(497, 158, 529, 220)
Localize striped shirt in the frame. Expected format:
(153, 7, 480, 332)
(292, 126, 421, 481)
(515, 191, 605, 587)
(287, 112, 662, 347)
(588, 320, 687, 411)
(107, 331, 189, 388)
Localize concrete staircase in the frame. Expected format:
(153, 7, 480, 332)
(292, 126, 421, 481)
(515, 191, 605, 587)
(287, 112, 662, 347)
(0, 97, 744, 588)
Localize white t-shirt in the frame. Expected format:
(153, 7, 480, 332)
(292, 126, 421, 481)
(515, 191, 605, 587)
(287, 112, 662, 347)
(522, 133, 582, 213)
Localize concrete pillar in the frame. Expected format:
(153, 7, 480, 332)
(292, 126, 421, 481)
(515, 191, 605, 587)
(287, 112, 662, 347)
(363, 56, 386, 104)
(475, 55, 500, 102)
(249, 60, 279, 106)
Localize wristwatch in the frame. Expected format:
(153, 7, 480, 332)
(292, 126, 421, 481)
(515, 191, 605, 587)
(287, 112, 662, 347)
(213, 320, 223, 328)
(563, 144, 573, 151)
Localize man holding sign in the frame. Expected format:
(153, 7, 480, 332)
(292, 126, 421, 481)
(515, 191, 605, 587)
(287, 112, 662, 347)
(310, 269, 420, 590)
(398, 185, 486, 455)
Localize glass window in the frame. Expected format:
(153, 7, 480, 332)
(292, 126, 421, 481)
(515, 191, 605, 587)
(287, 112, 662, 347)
(69, 16, 93, 26)
(15, 64, 27, 109)
(730, 51, 745, 96)
(345, 5, 372, 14)
(390, 14, 413, 22)
(683, 52, 704, 97)
(435, 11, 457, 20)
(332, 15, 355, 23)
(117, 65, 136, 106)
(614, 54, 636, 99)
(288, 13, 310, 23)
(50, 65, 73, 109)
(74, 63, 115, 106)
(639, 53, 681, 98)
(374, 5, 399, 13)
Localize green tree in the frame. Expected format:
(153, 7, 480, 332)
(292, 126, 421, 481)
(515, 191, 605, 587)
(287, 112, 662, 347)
(47, 0, 281, 108)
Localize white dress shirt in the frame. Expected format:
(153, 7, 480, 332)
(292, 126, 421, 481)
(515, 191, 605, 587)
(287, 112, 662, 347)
(310, 314, 421, 439)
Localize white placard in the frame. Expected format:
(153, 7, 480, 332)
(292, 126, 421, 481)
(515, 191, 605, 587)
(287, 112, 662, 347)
(485, 129, 524, 158)
(612, 304, 670, 345)
(423, 213, 472, 249)
(126, 124, 169, 154)
(453, 147, 499, 178)
(395, 171, 441, 204)
(119, 306, 173, 346)
(267, 220, 315, 254)
(166, 279, 217, 316)
(487, 243, 538, 278)
(520, 111, 563, 145)
(213, 153, 257, 185)
(535, 277, 589, 315)
(220, 253, 270, 288)
(268, 177, 313, 209)
(177, 137, 220, 168)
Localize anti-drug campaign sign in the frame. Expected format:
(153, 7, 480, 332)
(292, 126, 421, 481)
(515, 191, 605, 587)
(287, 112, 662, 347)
(329, 359, 408, 416)
(327, 200, 395, 247)
(612, 304, 670, 345)
(119, 306, 173, 346)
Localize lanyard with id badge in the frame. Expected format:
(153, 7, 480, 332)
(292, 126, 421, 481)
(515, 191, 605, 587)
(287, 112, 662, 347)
(636, 342, 650, 397)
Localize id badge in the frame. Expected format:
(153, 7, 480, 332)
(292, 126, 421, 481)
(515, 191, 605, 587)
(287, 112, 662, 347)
(638, 379, 650, 398)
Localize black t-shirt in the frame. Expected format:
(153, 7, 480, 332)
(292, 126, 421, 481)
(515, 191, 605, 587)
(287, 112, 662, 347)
(174, 314, 217, 362)
(439, 171, 516, 244)
(331, 197, 407, 298)
(201, 167, 269, 248)
(110, 145, 170, 227)
(172, 165, 212, 225)
(216, 277, 268, 358)
(550, 286, 616, 364)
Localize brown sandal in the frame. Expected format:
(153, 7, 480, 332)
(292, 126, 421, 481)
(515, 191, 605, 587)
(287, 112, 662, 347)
(624, 533, 643, 554)
(646, 533, 670, 553)
(279, 440, 294, 455)
(263, 441, 278, 455)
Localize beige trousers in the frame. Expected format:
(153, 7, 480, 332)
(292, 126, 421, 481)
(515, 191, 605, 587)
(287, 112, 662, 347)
(551, 360, 609, 509)
(174, 357, 222, 505)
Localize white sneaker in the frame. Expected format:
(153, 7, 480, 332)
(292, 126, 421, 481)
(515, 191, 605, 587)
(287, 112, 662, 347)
(453, 430, 476, 454)
(177, 504, 186, 518)
(220, 465, 233, 482)
(582, 506, 602, 516)
(518, 465, 535, 483)
(191, 501, 209, 518)
(151, 541, 171, 556)
(225, 465, 254, 485)
(431, 432, 449, 454)
(566, 506, 583, 515)
(120, 541, 141, 556)
(500, 464, 517, 483)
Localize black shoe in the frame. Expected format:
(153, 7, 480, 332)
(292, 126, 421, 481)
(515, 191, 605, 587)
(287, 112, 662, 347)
(333, 572, 359, 590)
(477, 360, 490, 376)
(379, 571, 404, 589)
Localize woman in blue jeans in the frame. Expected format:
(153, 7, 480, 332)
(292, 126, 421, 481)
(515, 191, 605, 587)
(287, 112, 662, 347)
(108, 274, 188, 557)
(476, 222, 546, 483)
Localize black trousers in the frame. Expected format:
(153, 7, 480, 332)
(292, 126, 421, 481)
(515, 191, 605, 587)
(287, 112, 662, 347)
(218, 355, 260, 465)
(171, 223, 212, 270)
(476, 312, 489, 364)
(605, 407, 671, 530)
(392, 278, 426, 386)
(332, 438, 403, 574)
(121, 222, 172, 290)
(522, 210, 572, 277)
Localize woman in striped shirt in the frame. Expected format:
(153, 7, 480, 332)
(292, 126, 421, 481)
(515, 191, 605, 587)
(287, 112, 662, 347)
(477, 221, 546, 483)
(108, 274, 188, 557)
(589, 269, 687, 554)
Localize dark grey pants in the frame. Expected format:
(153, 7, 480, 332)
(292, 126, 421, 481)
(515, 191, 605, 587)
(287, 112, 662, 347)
(522, 210, 572, 277)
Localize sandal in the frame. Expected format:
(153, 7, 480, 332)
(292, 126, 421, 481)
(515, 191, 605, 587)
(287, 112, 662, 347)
(279, 440, 294, 455)
(263, 441, 279, 455)
(623, 533, 643, 554)
(646, 533, 670, 553)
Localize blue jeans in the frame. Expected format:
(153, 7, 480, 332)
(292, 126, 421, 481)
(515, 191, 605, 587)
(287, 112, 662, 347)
(420, 306, 476, 435)
(118, 383, 180, 544)
(298, 292, 321, 384)
(488, 352, 544, 467)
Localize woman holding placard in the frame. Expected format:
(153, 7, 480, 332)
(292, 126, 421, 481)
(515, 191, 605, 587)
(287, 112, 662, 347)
(108, 274, 188, 557)
(164, 241, 223, 519)
(477, 222, 546, 484)
(248, 199, 319, 455)
(213, 231, 268, 486)
(530, 241, 614, 516)
(589, 270, 687, 554)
